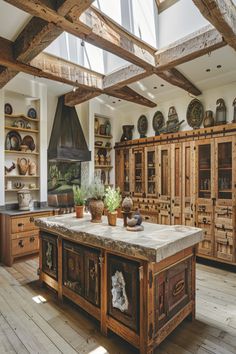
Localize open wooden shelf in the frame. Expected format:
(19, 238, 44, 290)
(5, 188, 39, 192)
(95, 165, 113, 169)
(5, 150, 39, 155)
(5, 126, 39, 133)
(5, 114, 39, 122)
(5, 175, 40, 178)
(95, 134, 112, 139)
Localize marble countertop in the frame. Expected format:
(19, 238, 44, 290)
(35, 213, 203, 262)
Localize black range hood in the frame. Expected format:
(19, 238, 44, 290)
(48, 96, 91, 162)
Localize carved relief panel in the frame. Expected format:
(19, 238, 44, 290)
(107, 254, 140, 332)
(41, 232, 58, 280)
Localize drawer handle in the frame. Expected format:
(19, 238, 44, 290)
(173, 280, 185, 297)
(30, 236, 35, 243)
(18, 240, 24, 248)
(18, 223, 24, 227)
(30, 217, 35, 223)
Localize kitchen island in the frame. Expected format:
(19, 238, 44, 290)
(35, 213, 203, 354)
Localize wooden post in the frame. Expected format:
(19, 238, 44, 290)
(100, 250, 108, 336)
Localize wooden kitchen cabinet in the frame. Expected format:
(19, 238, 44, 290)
(115, 124, 236, 265)
(0, 210, 53, 266)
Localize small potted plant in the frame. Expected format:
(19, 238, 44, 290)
(104, 186, 122, 226)
(73, 184, 87, 218)
(88, 178, 105, 223)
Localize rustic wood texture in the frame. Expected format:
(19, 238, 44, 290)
(57, 0, 94, 16)
(1, 257, 236, 353)
(157, 68, 202, 96)
(155, 25, 226, 70)
(193, 0, 236, 50)
(64, 88, 101, 106)
(106, 86, 157, 108)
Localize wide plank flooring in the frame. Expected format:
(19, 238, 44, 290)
(0, 259, 236, 354)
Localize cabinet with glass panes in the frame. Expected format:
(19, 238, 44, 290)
(132, 147, 145, 197)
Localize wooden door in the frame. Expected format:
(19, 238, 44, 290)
(63, 241, 84, 296)
(170, 143, 182, 225)
(145, 146, 158, 199)
(182, 142, 195, 226)
(132, 147, 145, 197)
(195, 140, 215, 257)
(214, 136, 236, 263)
(107, 254, 140, 332)
(41, 232, 58, 280)
(157, 145, 171, 225)
(84, 249, 100, 306)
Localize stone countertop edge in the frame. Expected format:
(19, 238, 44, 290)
(0, 207, 56, 216)
(35, 214, 204, 263)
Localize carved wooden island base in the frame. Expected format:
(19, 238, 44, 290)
(35, 214, 203, 354)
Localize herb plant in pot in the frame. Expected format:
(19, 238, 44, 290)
(89, 178, 105, 223)
(104, 187, 122, 226)
(73, 185, 87, 218)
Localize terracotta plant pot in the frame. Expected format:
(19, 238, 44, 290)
(75, 205, 84, 218)
(107, 211, 117, 226)
(89, 199, 104, 223)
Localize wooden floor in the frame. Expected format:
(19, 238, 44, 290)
(0, 259, 236, 354)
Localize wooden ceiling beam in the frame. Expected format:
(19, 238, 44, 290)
(57, 0, 95, 16)
(155, 25, 226, 70)
(0, 37, 103, 89)
(105, 86, 157, 108)
(192, 0, 236, 51)
(4, 0, 156, 70)
(156, 68, 202, 96)
(64, 88, 100, 106)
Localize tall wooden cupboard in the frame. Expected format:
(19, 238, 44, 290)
(115, 124, 236, 265)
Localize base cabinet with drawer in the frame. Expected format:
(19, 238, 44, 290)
(0, 210, 53, 266)
(39, 229, 196, 354)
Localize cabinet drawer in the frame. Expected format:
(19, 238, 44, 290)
(12, 233, 39, 256)
(11, 213, 50, 234)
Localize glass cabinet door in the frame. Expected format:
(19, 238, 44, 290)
(217, 141, 232, 200)
(133, 148, 144, 196)
(182, 142, 195, 226)
(198, 144, 212, 199)
(170, 143, 182, 225)
(123, 149, 130, 194)
(145, 147, 157, 197)
(157, 145, 171, 225)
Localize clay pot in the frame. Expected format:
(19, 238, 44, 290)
(29, 160, 36, 175)
(17, 189, 31, 211)
(107, 211, 117, 226)
(17, 158, 29, 175)
(203, 110, 214, 128)
(75, 205, 84, 218)
(89, 199, 104, 223)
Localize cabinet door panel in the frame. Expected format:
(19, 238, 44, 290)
(107, 254, 140, 333)
(41, 232, 58, 280)
(145, 146, 158, 198)
(171, 143, 182, 225)
(182, 142, 195, 226)
(158, 145, 171, 224)
(84, 249, 100, 306)
(132, 147, 145, 197)
(63, 241, 84, 296)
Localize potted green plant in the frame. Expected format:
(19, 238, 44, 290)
(73, 184, 87, 218)
(104, 186, 122, 226)
(88, 178, 105, 223)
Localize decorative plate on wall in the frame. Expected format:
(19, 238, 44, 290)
(22, 135, 35, 151)
(5, 130, 22, 151)
(5, 103, 13, 115)
(137, 115, 148, 138)
(152, 111, 164, 135)
(186, 99, 204, 129)
(27, 108, 37, 119)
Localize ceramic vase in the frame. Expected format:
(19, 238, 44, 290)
(17, 189, 31, 211)
(203, 110, 214, 128)
(89, 199, 104, 223)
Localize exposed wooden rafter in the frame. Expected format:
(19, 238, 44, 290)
(192, 0, 236, 51)
(56, 0, 95, 16)
(155, 25, 226, 70)
(64, 88, 100, 106)
(103, 65, 149, 90)
(157, 68, 201, 96)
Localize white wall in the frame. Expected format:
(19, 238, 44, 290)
(116, 82, 236, 141)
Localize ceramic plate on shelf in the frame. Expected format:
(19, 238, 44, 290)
(5, 103, 13, 115)
(152, 111, 164, 133)
(186, 99, 204, 129)
(137, 115, 148, 136)
(27, 108, 37, 119)
(22, 135, 35, 151)
(12, 119, 25, 129)
(5, 130, 22, 151)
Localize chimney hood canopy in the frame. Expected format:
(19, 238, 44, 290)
(48, 96, 91, 162)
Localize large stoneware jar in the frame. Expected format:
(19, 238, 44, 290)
(17, 190, 31, 211)
(89, 199, 104, 223)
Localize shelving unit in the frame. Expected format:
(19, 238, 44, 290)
(4, 95, 40, 204)
(94, 114, 113, 186)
